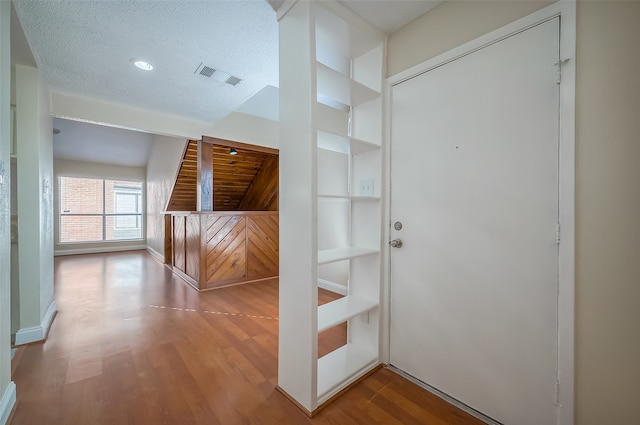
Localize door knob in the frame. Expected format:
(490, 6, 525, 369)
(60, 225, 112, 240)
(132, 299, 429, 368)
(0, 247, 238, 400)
(390, 238, 403, 248)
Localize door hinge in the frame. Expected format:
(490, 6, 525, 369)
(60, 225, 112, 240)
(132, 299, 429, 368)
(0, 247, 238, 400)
(555, 381, 560, 405)
(555, 223, 561, 244)
(554, 58, 569, 84)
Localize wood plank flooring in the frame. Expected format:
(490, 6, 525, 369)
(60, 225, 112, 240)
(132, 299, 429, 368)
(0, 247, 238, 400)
(10, 251, 485, 425)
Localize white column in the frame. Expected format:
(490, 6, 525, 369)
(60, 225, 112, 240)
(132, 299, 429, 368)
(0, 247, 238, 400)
(277, 0, 319, 412)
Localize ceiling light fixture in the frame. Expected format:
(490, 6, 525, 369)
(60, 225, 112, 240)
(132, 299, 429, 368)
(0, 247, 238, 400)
(131, 59, 154, 71)
(229, 148, 237, 155)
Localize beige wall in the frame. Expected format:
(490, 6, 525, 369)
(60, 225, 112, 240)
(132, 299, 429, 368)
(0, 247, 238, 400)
(575, 2, 640, 423)
(145, 135, 186, 257)
(0, 0, 15, 418)
(387, 1, 640, 423)
(15, 63, 55, 334)
(387, 1, 552, 76)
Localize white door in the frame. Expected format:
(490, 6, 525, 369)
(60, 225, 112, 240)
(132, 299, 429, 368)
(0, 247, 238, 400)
(390, 18, 560, 425)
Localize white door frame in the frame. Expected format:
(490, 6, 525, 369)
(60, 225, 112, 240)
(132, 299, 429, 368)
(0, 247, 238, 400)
(381, 2, 576, 425)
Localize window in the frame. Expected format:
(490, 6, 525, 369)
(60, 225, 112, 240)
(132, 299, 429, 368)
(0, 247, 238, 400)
(59, 177, 143, 243)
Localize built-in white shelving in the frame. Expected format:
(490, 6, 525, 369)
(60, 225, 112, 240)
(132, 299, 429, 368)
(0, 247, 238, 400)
(318, 295, 378, 332)
(317, 62, 380, 108)
(317, 194, 379, 202)
(317, 129, 380, 155)
(317, 344, 378, 402)
(318, 246, 378, 265)
(278, 0, 384, 414)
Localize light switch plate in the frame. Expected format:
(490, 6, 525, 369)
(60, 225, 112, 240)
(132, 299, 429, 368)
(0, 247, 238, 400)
(359, 178, 374, 196)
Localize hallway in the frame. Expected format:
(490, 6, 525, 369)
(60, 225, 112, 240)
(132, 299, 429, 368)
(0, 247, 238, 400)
(10, 251, 483, 425)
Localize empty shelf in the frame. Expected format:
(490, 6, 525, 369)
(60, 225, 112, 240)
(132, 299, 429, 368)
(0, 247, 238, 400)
(317, 343, 378, 401)
(318, 247, 378, 265)
(318, 295, 378, 332)
(317, 129, 380, 155)
(318, 195, 380, 202)
(317, 62, 380, 108)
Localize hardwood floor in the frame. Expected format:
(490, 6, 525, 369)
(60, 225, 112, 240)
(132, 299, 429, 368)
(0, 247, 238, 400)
(10, 251, 485, 425)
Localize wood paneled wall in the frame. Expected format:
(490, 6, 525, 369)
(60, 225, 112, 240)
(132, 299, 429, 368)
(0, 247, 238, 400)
(204, 214, 247, 285)
(246, 214, 279, 278)
(166, 140, 198, 211)
(166, 138, 279, 213)
(238, 155, 279, 211)
(197, 141, 214, 211)
(185, 215, 201, 282)
(173, 215, 186, 272)
(171, 212, 279, 290)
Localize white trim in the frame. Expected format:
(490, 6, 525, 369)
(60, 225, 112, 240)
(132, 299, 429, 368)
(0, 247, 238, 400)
(383, 3, 576, 425)
(318, 279, 347, 296)
(54, 244, 147, 256)
(146, 246, 165, 263)
(15, 301, 58, 345)
(276, 0, 298, 22)
(0, 382, 16, 425)
(556, 3, 576, 425)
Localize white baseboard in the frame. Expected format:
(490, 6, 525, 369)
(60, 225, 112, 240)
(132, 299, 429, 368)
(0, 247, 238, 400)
(54, 244, 147, 256)
(318, 279, 347, 295)
(146, 246, 165, 263)
(0, 382, 16, 425)
(15, 301, 57, 345)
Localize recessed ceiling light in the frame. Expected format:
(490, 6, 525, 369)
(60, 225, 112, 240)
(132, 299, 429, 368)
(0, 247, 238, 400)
(131, 59, 153, 71)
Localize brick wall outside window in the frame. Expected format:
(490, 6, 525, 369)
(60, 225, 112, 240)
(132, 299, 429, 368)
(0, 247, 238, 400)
(59, 177, 143, 243)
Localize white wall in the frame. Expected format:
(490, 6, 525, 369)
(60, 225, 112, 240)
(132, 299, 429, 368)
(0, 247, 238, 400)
(209, 111, 279, 149)
(388, 1, 640, 423)
(0, 1, 16, 422)
(14, 63, 55, 344)
(145, 135, 186, 257)
(51, 92, 217, 140)
(53, 158, 147, 255)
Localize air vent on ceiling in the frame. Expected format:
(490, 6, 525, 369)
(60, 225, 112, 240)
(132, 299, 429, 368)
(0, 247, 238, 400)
(225, 76, 242, 87)
(194, 63, 242, 87)
(199, 65, 215, 78)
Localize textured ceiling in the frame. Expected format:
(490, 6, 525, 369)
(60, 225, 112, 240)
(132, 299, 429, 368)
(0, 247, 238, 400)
(14, 0, 443, 168)
(13, 0, 279, 124)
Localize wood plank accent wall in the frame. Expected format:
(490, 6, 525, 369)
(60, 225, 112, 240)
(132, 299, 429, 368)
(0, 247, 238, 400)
(197, 141, 213, 211)
(238, 155, 279, 211)
(204, 215, 247, 286)
(171, 211, 279, 290)
(163, 215, 172, 264)
(166, 138, 279, 213)
(166, 140, 198, 212)
(211, 144, 269, 211)
(173, 215, 186, 273)
(246, 214, 279, 278)
(185, 215, 201, 282)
